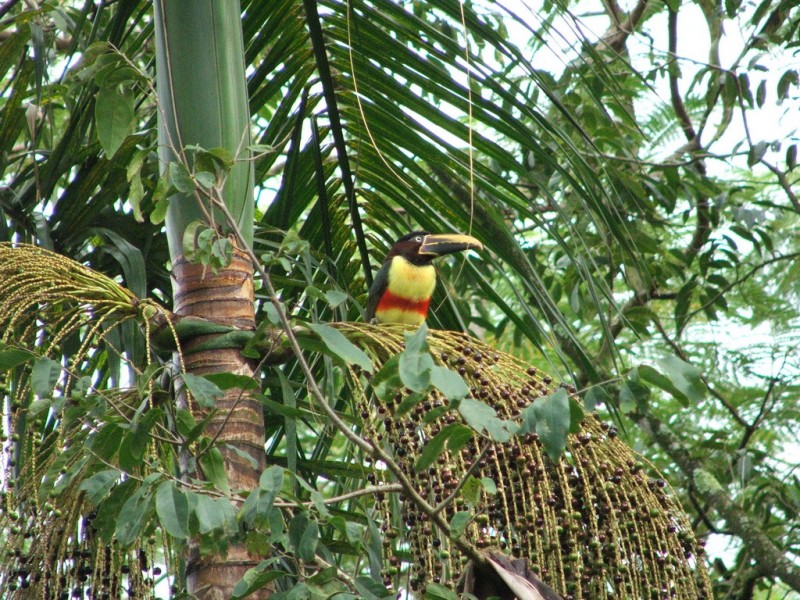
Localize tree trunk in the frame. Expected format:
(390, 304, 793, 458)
(173, 246, 267, 598)
(153, 1, 265, 593)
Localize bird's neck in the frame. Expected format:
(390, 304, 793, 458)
(375, 256, 437, 325)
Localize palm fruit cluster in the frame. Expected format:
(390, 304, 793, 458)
(0, 245, 168, 598)
(339, 324, 713, 600)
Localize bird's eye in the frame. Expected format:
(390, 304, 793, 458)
(414, 236, 423, 242)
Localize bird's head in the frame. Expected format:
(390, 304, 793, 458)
(384, 231, 484, 265)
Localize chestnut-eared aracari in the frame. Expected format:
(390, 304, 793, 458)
(365, 231, 483, 325)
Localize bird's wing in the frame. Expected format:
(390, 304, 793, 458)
(364, 261, 390, 322)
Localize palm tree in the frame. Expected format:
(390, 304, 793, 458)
(2, 0, 800, 598)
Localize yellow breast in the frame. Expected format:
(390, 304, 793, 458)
(386, 256, 436, 300)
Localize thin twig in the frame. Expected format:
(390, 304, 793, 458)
(274, 484, 403, 508)
(433, 441, 491, 515)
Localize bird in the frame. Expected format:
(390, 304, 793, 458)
(364, 231, 483, 325)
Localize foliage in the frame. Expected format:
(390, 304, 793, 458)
(1, 0, 800, 598)
(0, 248, 710, 598)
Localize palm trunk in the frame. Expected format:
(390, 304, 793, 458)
(173, 248, 266, 596)
(153, 1, 266, 596)
(172, 248, 264, 488)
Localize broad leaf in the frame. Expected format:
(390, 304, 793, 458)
(307, 323, 373, 372)
(183, 373, 225, 408)
(449, 511, 472, 538)
(115, 475, 158, 547)
(430, 365, 468, 400)
(520, 388, 571, 462)
(95, 85, 134, 157)
(653, 356, 706, 405)
(399, 325, 435, 392)
(194, 493, 237, 535)
(415, 423, 473, 471)
(231, 560, 283, 599)
(155, 481, 189, 539)
(30, 356, 61, 397)
(459, 398, 518, 443)
(79, 469, 121, 505)
(0, 343, 33, 370)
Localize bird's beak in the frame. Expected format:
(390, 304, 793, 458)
(418, 233, 483, 257)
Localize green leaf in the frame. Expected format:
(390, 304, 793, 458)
(288, 512, 318, 561)
(459, 398, 517, 443)
(150, 176, 170, 224)
(268, 505, 287, 546)
(182, 373, 224, 408)
(307, 323, 373, 372)
(459, 398, 495, 429)
(93, 478, 137, 542)
(194, 493, 237, 535)
(225, 443, 260, 470)
(182, 220, 207, 261)
(424, 583, 459, 600)
(399, 325, 434, 392)
(115, 477, 157, 547)
(394, 391, 427, 417)
(199, 445, 229, 493)
(639, 365, 681, 406)
(297, 519, 319, 562)
(430, 365, 468, 400)
(175, 408, 208, 443)
(747, 141, 768, 166)
(28, 397, 52, 416)
(197, 146, 235, 171)
(204, 371, 259, 391)
(569, 395, 585, 433)
(126, 149, 147, 222)
(324, 290, 348, 307)
(156, 481, 189, 539)
(260, 464, 285, 493)
(353, 577, 395, 600)
(231, 560, 283, 599)
(619, 381, 639, 413)
(211, 237, 233, 267)
(415, 423, 473, 471)
(655, 355, 706, 404)
(195, 170, 216, 189)
(119, 408, 162, 471)
(95, 85, 133, 158)
(0, 343, 33, 370)
(449, 511, 472, 538)
(370, 353, 403, 402)
(461, 475, 483, 504)
(521, 388, 570, 462)
(79, 469, 121, 505)
(239, 466, 283, 528)
(584, 386, 611, 411)
(480, 477, 497, 495)
(169, 160, 195, 194)
(31, 356, 61, 397)
(88, 423, 124, 461)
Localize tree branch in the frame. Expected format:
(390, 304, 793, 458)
(667, 7, 711, 264)
(598, 0, 650, 53)
(634, 408, 800, 593)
